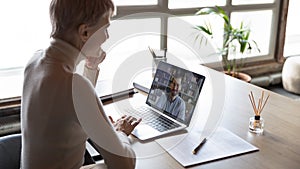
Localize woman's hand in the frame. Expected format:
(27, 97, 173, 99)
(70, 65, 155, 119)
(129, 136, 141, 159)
(109, 115, 142, 136)
(85, 49, 106, 70)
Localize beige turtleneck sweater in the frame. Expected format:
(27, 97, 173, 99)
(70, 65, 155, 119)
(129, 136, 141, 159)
(21, 39, 136, 169)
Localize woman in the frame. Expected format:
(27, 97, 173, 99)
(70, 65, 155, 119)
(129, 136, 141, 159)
(21, 0, 141, 168)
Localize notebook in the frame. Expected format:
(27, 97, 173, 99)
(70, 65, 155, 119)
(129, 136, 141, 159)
(156, 127, 259, 167)
(124, 61, 206, 140)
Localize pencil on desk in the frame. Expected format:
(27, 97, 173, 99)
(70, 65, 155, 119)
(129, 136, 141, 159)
(192, 138, 207, 154)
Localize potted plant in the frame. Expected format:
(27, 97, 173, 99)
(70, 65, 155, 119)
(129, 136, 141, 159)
(194, 6, 260, 82)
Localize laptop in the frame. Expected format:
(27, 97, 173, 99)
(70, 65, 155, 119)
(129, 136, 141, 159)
(125, 61, 205, 140)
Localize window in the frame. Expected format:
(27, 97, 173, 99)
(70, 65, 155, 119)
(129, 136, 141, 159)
(0, 0, 51, 70)
(168, 15, 224, 64)
(100, 18, 161, 80)
(230, 10, 273, 59)
(0, 69, 23, 99)
(0, 0, 288, 100)
(0, 0, 51, 100)
(166, 1, 280, 65)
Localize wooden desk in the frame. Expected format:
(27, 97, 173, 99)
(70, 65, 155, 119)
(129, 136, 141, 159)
(102, 65, 300, 169)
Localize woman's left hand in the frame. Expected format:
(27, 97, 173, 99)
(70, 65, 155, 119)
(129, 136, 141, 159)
(109, 115, 142, 136)
(85, 49, 106, 69)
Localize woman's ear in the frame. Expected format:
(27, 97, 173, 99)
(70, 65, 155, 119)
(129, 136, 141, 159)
(78, 24, 89, 43)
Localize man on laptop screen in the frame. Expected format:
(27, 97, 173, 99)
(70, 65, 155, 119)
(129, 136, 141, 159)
(151, 76, 186, 121)
(146, 62, 205, 126)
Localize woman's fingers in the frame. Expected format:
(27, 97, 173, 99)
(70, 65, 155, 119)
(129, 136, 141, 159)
(132, 118, 142, 127)
(108, 116, 115, 123)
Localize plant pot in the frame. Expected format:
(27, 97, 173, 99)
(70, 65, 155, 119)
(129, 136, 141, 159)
(224, 71, 252, 83)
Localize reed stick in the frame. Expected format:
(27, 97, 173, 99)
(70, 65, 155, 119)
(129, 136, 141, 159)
(248, 91, 270, 116)
(259, 94, 270, 115)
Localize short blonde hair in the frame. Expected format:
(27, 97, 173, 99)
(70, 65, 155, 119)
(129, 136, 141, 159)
(49, 0, 114, 38)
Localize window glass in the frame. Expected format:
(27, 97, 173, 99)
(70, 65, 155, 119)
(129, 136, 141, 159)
(284, 0, 300, 57)
(0, 69, 23, 99)
(168, 0, 225, 9)
(114, 0, 157, 6)
(168, 16, 223, 64)
(0, 0, 51, 70)
(232, 0, 275, 5)
(100, 18, 161, 80)
(230, 10, 272, 59)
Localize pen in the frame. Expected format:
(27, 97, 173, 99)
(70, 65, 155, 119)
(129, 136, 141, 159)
(192, 138, 207, 154)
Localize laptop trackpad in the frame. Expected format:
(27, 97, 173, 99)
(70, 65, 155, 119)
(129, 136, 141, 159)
(132, 124, 160, 140)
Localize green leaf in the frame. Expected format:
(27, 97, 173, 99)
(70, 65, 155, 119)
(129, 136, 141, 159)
(216, 6, 230, 26)
(252, 40, 261, 52)
(195, 7, 217, 15)
(195, 25, 212, 35)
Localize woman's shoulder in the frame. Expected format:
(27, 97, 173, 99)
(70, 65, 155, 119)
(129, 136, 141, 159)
(24, 50, 45, 71)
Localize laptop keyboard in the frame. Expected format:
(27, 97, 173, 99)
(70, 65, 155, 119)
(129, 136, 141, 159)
(124, 106, 180, 132)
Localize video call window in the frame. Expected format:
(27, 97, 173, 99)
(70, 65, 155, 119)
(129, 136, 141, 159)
(147, 63, 204, 124)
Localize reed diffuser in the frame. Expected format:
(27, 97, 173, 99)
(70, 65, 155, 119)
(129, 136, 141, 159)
(248, 91, 269, 134)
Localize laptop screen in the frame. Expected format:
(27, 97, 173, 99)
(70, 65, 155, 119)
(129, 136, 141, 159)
(146, 61, 205, 125)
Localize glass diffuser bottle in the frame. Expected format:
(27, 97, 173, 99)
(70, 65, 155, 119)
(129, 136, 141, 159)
(248, 91, 269, 134)
(249, 115, 264, 134)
